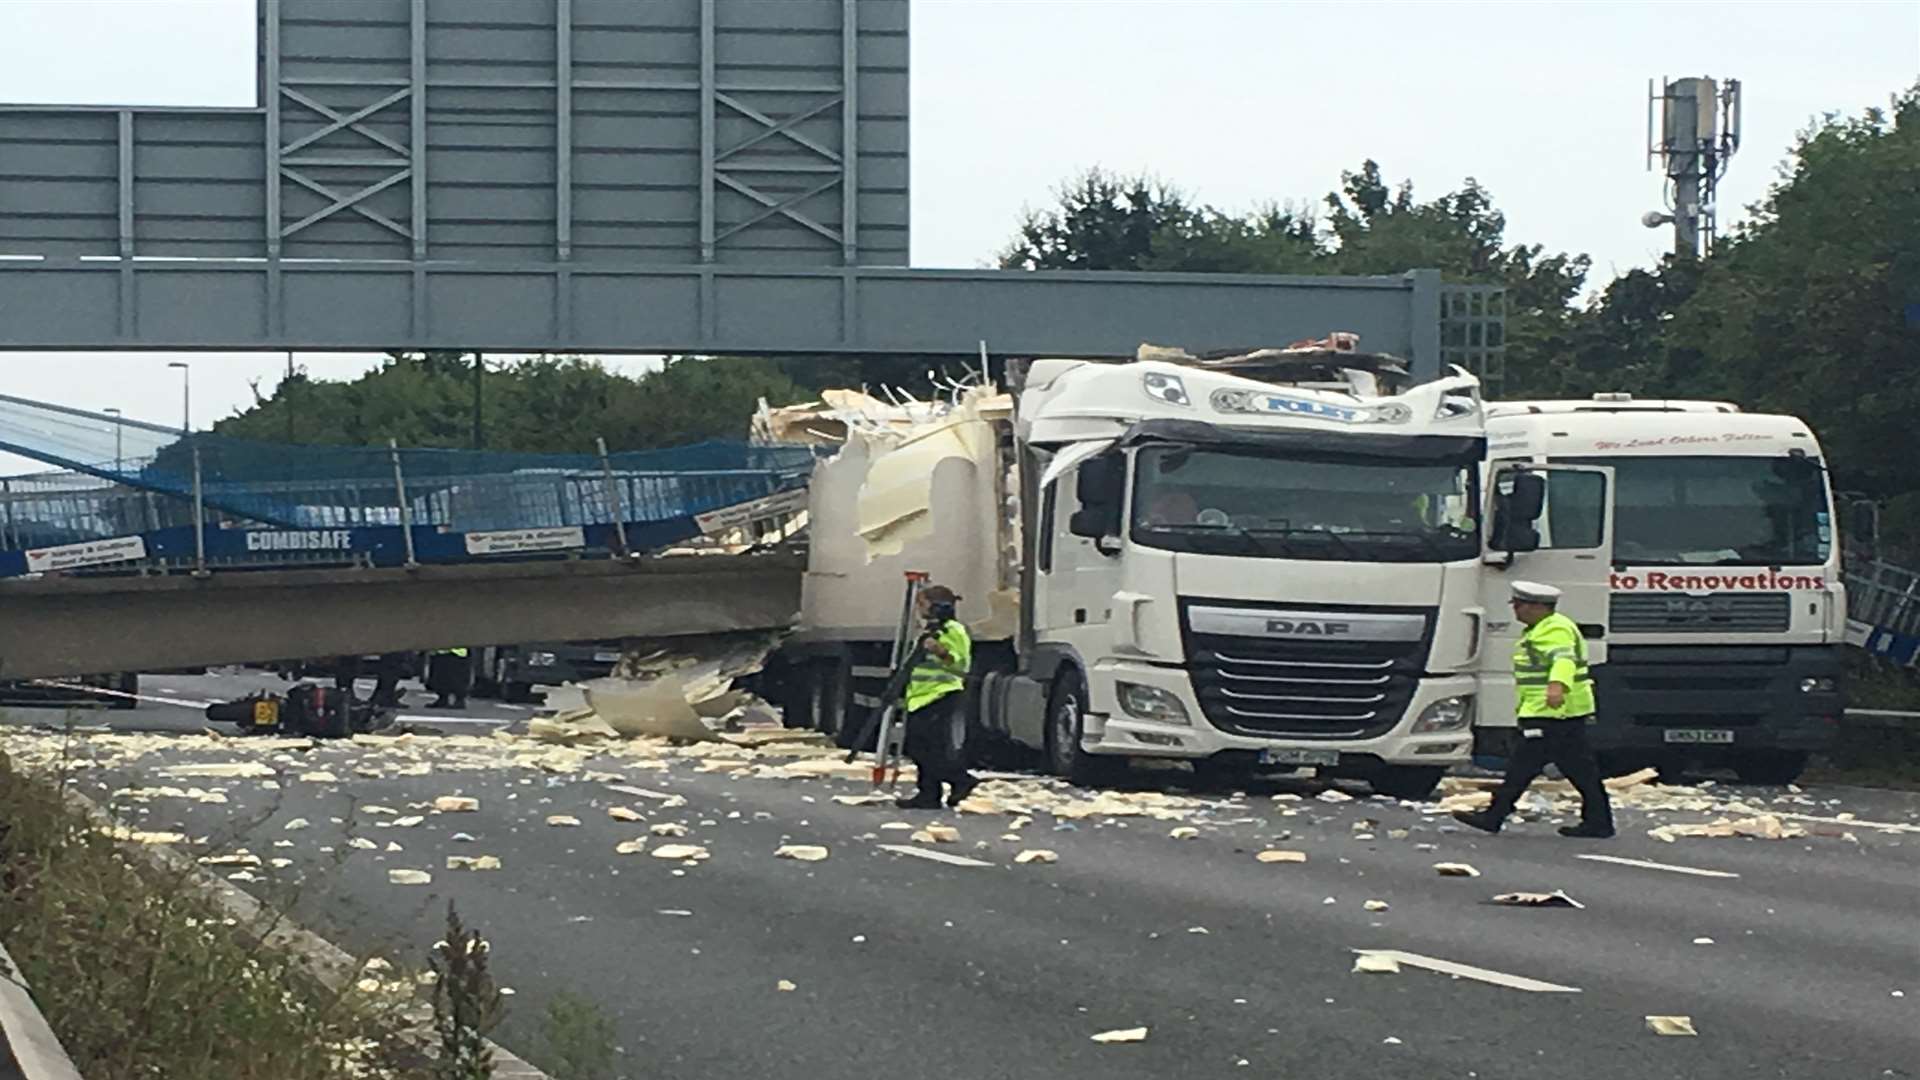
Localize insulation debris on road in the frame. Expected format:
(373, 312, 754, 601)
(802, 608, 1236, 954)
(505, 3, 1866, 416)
(1090, 1027, 1149, 1044)
(446, 855, 502, 871)
(1434, 862, 1481, 877)
(386, 869, 432, 885)
(434, 795, 479, 812)
(1013, 849, 1057, 864)
(1256, 850, 1308, 864)
(1646, 1016, 1698, 1036)
(775, 844, 830, 861)
(1491, 890, 1585, 909)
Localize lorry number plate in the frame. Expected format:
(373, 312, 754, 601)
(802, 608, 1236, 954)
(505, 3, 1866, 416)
(1259, 748, 1340, 766)
(252, 700, 279, 728)
(1663, 728, 1733, 744)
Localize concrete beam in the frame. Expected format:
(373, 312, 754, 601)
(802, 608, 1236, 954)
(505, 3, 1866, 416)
(0, 554, 801, 680)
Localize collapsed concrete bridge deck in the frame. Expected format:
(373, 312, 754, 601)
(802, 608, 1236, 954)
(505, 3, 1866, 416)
(0, 553, 802, 680)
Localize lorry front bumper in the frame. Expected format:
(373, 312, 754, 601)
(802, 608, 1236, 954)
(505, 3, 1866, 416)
(1080, 661, 1475, 767)
(1593, 644, 1843, 756)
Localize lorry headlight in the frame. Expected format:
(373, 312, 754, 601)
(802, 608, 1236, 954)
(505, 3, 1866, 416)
(1799, 677, 1835, 693)
(1116, 682, 1190, 725)
(528, 651, 558, 667)
(1412, 695, 1473, 733)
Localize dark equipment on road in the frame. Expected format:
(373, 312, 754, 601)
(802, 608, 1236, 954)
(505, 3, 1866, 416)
(204, 683, 390, 738)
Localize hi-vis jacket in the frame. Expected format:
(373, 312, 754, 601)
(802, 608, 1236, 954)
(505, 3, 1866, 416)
(905, 619, 971, 713)
(1513, 611, 1595, 719)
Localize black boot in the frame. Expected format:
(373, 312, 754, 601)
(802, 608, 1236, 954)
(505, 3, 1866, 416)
(1452, 809, 1503, 835)
(946, 774, 979, 808)
(895, 789, 942, 810)
(1558, 822, 1615, 839)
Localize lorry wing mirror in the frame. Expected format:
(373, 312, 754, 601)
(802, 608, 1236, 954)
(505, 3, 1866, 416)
(1488, 469, 1544, 557)
(1075, 454, 1124, 508)
(1507, 471, 1546, 522)
(1069, 506, 1118, 541)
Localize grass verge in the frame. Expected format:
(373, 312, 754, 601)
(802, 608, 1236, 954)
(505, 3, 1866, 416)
(0, 746, 431, 1080)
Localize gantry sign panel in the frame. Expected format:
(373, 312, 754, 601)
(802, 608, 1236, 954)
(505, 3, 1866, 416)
(0, 0, 1487, 374)
(1, 0, 907, 266)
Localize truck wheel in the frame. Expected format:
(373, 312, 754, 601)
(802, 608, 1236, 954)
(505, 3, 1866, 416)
(1733, 750, 1808, 786)
(501, 681, 536, 705)
(112, 673, 139, 711)
(1369, 766, 1445, 801)
(1046, 671, 1120, 788)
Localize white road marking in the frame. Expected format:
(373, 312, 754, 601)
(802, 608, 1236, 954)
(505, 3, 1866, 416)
(25, 680, 218, 708)
(874, 844, 994, 868)
(1768, 811, 1920, 835)
(1576, 853, 1741, 879)
(1351, 949, 1580, 994)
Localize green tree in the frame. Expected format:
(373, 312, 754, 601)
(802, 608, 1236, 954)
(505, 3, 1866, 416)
(1001, 162, 1587, 387)
(1664, 88, 1920, 501)
(998, 168, 1319, 274)
(212, 354, 811, 453)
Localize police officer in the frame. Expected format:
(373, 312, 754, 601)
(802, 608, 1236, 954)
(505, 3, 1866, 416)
(1454, 581, 1615, 838)
(897, 584, 980, 810)
(426, 646, 472, 710)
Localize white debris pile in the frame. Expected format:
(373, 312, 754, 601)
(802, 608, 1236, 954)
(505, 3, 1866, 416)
(937, 777, 1222, 823)
(580, 633, 786, 741)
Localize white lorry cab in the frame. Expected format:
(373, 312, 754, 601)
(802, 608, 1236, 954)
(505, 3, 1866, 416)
(1480, 394, 1843, 783)
(762, 344, 1609, 800)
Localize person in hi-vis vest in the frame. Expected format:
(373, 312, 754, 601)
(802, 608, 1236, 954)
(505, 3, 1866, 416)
(1455, 580, 1615, 838)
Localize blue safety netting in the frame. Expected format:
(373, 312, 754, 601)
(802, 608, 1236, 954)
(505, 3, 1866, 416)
(0, 391, 819, 551)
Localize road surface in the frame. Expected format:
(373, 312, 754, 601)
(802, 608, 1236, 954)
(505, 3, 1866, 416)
(6, 720, 1916, 1080)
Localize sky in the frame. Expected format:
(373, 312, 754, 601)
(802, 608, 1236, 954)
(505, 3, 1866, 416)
(0, 0, 1914, 466)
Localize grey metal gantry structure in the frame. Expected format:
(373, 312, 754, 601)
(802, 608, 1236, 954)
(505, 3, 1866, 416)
(0, 0, 1503, 377)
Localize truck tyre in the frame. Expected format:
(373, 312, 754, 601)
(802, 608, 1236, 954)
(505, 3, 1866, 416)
(112, 673, 139, 711)
(1369, 765, 1445, 801)
(1046, 670, 1120, 788)
(1733, 750, 1809, 786)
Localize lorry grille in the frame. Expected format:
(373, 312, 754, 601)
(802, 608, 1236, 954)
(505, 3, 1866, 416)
(1183, 609, 1429, 739)
(1609, 592, 1791, 633)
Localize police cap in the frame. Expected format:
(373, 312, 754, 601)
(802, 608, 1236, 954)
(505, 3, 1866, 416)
(1510, 580, 1563, 605)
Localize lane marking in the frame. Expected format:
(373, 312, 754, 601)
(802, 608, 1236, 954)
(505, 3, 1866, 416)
(1768, 811, 1920, 835)
(25, 680, 218, 709)
(1576, 853, 1741, 879)
(1351, 949, 1580, 993)
(875, 843, 994, 868)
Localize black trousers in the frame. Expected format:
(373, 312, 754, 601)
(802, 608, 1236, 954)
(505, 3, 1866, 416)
(904, 693, 972, 797)
(1489, 717, 1613, 829)
(427, 653, 472, 704)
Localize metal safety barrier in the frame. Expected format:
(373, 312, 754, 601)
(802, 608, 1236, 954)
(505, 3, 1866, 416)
(0, 939, 86, 1080)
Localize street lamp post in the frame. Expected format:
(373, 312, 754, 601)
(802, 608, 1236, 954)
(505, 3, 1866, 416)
(104, 407, 123, 473)
(167, 361, 191, 432)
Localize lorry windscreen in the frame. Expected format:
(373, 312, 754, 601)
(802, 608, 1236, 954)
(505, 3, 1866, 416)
(1559, 454, 1831, 566)
(1129, 446, 1479, 563)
